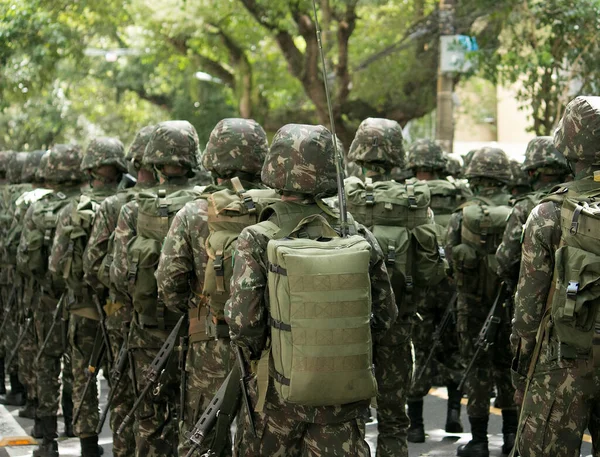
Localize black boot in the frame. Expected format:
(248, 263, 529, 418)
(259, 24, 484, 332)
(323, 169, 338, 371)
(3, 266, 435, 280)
(407, 398, 426, 443)
(446, 384, 464, 433)
(19, 397, 38, 419)
(0, 373, 25, 406)
(80, 436, 101, 457)
(62, 392, 75, 437)
(457, 416, 489, 457)
(501, 409, 518, 455)
(0, 358, 5, 395)
(33, 416, 58, 457)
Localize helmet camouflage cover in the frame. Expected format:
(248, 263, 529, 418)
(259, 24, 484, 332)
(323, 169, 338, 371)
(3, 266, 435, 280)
(0, 151, 15, 179)
(465, 147, 512, 183)
(22, 150, 45, 183)
(444, 153, 462, 177)
(554, 96, 600, 165)
(6, 152, 27, 184)
(406, 139, 446, 171)
(126, 125, 155, 170)
(45, 144, 83, 183)
(202, 118, 268, 178)
(522, 136, 569, 173)
(509, 160, 530, 188)
(348, 118, 405, 170)
(143, 120, 199, 170)
(81, 137, 126, 172)
(261, 123, 337, 196)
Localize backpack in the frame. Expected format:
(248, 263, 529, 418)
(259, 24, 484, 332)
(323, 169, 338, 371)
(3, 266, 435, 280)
(544, 181, 600, 353)
(255, 204, 377, 407)
(452, 195, 511, 298)
(127, 187, 199, 329)
(345, 176, 447, 305)
(202, 178, 279, 321)
(426, 179, 469, 227)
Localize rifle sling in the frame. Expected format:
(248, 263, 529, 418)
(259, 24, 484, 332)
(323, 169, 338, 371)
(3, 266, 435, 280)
(254, 347, 270, 413)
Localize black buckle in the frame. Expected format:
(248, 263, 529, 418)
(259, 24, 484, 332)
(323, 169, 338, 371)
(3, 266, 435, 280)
(213, 255, 224, 276)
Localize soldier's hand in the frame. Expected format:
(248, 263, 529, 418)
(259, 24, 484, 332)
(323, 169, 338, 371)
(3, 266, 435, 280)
(513, 389, 524, 406)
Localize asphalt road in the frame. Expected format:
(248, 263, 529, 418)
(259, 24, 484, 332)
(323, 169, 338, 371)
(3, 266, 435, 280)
(0, 380, 594, 456)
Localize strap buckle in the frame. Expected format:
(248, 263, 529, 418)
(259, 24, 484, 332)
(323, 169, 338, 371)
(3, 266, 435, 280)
(566, 281, 579, 300)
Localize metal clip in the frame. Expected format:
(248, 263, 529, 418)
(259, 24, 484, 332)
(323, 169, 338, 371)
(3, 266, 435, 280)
(566, 281, 579, 300)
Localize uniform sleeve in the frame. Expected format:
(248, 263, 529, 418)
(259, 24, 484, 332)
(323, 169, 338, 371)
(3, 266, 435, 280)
(109, 202, 138, 301)
(511, 201, 560, 391)
(83, 199, 113, 293)
(357, 224, 398, 343)
(157, 204, 206, 315)
(48, 203, 73, 281)
(496, 201, 530, 286)
(225, 227, 269, 359)
(16, 205, 36, 276)
(444, 210, 463, 276)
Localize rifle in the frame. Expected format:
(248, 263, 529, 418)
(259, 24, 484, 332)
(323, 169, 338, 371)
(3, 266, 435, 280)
(414, 292, 457, 384)
(0, 288, 17, 335)
(93, 294, 114, 366)
(117, 314, 185, 435)
(235, 345, 256, 437)
(5, 314, 32, 369)
(458, 283, 510, 391)
(96, 335, 129, 434)
(119, 173, 137, 190)
(73, 329, 106, 425)
(35, 294, 65, 364)
(179, 334, 189, 422)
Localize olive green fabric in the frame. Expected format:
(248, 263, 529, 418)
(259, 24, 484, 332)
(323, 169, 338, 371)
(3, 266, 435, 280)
(426, 179, 469, 227)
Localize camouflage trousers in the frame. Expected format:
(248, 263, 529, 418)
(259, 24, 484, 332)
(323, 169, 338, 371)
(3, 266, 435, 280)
(35, 308, 73, 418)
(3, 287, 19, 374)
(374, 316, 413, 457)
(69, 313, 102, 437)
(18, 313, 38, 402)
(457, 296, 515, 418)
(129, 320, 179, 457)
(178, 338, 234, 457)
(517, 338, 600, 457)
(107, 321, 136, 457)
(409, 279, 462, 398)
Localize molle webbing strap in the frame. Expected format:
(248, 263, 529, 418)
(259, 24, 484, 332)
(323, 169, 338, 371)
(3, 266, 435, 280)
(230, 176, 257, 214)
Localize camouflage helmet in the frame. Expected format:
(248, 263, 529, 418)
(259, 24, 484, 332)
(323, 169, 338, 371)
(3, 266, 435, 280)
(6, 152, 28, 184)
(462, 149, 477, 175)
(202, 118, 268, 178)
(36, 151, 50, 182)
(444, 153, 462, 177)
(522, 136, 569, 173)
(0, 151, 15, 179)
(406, 139, 446, 171)
(465, 147, 512, 183)
(554, 96, 600, 165)
(509, 160, 530, 188)
(22, 150, 45, 183)
(45, 144, 83, 183)
(348, 118, 405, 170)
(143, 120, 199, 171)
(262, 124, 337, 196)
(80, 137, 126, 172)
(126, 125, 155, 170)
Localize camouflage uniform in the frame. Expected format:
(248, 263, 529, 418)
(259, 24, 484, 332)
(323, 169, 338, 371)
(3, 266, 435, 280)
(18, 145, 83, 457)
(156, 118, 268, 457)
(110, 121, 200, 457)
(82, 126, 156, 457)
(445, 147, 516, 457)
(404, 140, 467, 443)
(511, 96, 600, 457)
(48, 137, 125, 456)
(226, 123, 397, 457)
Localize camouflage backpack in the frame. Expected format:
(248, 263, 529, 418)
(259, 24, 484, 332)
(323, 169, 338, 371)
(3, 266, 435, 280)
(252, 202, 377, 407)
(345, 176, 447, 305)
(202, 177, 279, 328)
(127, 188, 200, 329)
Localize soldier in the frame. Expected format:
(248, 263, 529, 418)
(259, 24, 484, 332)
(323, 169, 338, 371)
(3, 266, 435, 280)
(511, 96, 600, 456)
(49, 137, 126, 457)
(110, 120, 201, 457)
(404, 139, 469, 442)
(445, 147, 516, 457)
(444, 152, 463, 179)
(0, 152, 30, 406)
(18, 145, 83, 457)
(497, 137, 570, 288)
(83, 126, 156, 457)
(156, 118, 274, 457)
(226, 123, 397, 456)
(508, 159, 532, 199)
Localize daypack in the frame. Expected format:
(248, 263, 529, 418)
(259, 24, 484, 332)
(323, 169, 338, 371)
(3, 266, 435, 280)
(426, 178, 469, 227)
(545, 182, 600, 353)
(256, 205, 377, 407)
(202, 178, 279, 321)
(452, 195, 511, 298)
(345, 176, 447, 304)
(127, 187, 199, 329)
